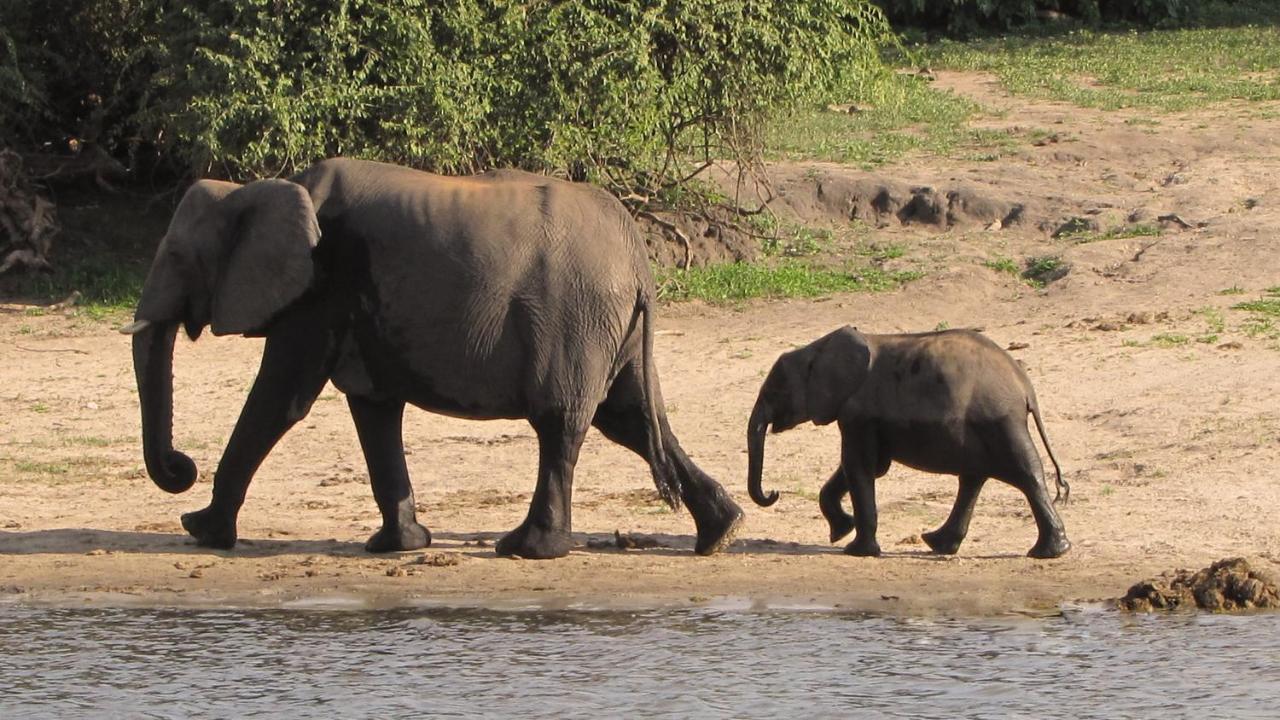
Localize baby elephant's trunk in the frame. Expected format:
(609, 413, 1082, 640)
(746, 399, 779, 507)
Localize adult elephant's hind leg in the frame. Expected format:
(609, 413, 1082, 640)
(1001, 423, 1071, 559)
(921, 474, 986, 555)
(495, 410, 590, 559)
(348, 395, 430, 553)
(592, 367, 743, 555)
(819, 469, 855, 543)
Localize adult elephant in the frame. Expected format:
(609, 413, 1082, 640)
(123, 158, 743, 559)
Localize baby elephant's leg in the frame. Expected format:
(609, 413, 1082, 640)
(922, 474, 987, 554)
(819, 468, 855, 543)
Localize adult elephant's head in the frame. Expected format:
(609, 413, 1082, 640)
(121, 179, 321, 494)
(746, 326, 870, 507)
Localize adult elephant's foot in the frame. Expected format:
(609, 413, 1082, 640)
(365, 522, 432, 553)
(843, 535, 882, 557)
(1027, 534, 1071, 559)
(921, 528, 964, 555)
(496, 523, 574, 559)
(181, 506, 237, 550)
(690, 495, 744, 556)
(826, 513, 855, 544)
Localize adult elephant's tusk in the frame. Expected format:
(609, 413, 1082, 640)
(119, 319, 152, 335)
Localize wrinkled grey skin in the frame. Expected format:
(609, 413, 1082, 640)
(127, 158, 742, 559)
(746, 326, 1070, 559)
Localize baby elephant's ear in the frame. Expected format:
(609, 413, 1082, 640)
(806, 325, 871, 425)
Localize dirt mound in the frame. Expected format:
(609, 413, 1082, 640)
(638, 207, 759, 268)
(771, 169, 1040, 231)
(1118, 558, 1280, 612)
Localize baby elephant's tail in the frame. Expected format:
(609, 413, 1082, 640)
(1029, 397, 1069, 503)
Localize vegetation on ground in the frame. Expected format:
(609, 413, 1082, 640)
(656, 262, 921, 303)
(1232, 287, 1280, 341)
(920, 22, 1280, 112)
(773, 1, 1280, 167)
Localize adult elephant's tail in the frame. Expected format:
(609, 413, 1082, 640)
(639, 290, 680, 509)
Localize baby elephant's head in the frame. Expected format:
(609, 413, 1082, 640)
(746, 326, 870, 507)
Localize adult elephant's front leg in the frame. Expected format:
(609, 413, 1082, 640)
(181, 307, 335, 549)
(348, 396, 431, 553)
(840, 424, 882, 557)
(496, 411, 589, 559)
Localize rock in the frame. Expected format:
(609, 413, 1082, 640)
(1052, 217, 1097, 238)
(1157, 213, 1195, 229)
(613, 530, 667, 550)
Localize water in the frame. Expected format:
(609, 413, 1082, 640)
(1, 604, 1276, 719)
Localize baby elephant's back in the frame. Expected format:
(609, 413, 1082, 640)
(871, 330, 1032, 425)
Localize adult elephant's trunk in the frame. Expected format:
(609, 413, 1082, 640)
(747, 398, 779, 507)
(132, 321, 198, 494)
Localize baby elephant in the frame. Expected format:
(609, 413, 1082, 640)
(746, 326, 1070, 559)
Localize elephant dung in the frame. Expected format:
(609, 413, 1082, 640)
(1117, 557, 1280, 612)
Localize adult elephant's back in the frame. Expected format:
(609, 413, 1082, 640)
(295, 158, 649, 420)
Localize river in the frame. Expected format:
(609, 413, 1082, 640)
(1, 603, 1276, 718)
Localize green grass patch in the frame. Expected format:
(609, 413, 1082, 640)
(760, 225, 834, 258)
(1150, 333, 1189, 348)
(766, 72, 1017, 166)
(984, 256, 1020, 277)
(14, 460, 70, 475)
(1230, 288, 1280, 340)
(917, 23, 1280, 112)
(1232, 296, 1280, 317)
(63, 436, 117, 448)
(1062, 224, 1162, 244)
(1022, 255, 1068, 287)
(656, 262, 922, 303)
(859, 242, 907, 262)
(15, 256, 145, 319)
(1195, 307, 1226, 334)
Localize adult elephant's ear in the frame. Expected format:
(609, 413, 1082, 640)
(806, 325, 871, 426)
(210, 179, 321, 336)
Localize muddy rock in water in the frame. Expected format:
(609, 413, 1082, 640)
(1118, 558, 1280, 612)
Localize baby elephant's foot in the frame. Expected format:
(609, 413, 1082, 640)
(365, 521, 432, 553)
(181, 506, 237, 550)
(843, 535, 882, 557)
(1028, 534, 1071, 559)
(496, 522, 574, 560)
(921, 528, 965, 555)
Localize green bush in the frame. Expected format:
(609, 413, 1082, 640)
(0, 0, 895, 194)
